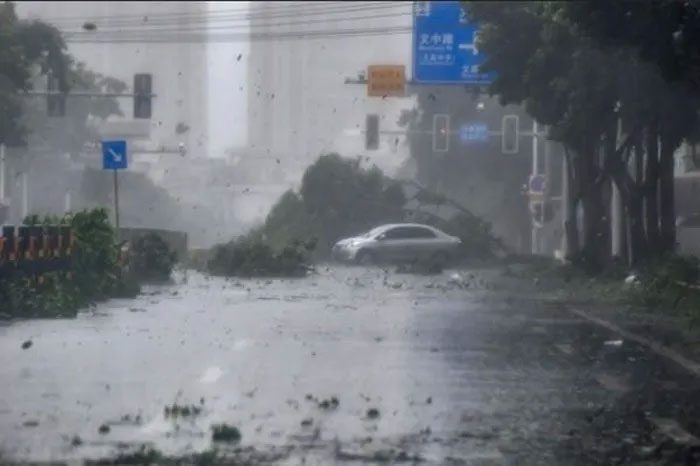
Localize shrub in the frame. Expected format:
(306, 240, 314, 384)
(211, 424, 241, 442)
(130, 233, 177, 283)
(635, 254, 700, 312)
(0, 208, 139, 319)
(207, 233, 312, 278)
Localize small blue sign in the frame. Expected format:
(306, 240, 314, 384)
(459, 123, 489, 144)
(102, 140, 127, 170)
(529, 174, 546, 194)
(413, 1, 495, 85)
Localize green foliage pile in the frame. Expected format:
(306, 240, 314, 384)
(207, 231, 314, 278)
(130, 233, 177, 283)
(0, 208, 139, 319)
(633, 254, 700, 318)
(409, 209, 502, 261)
(211, 424, 242, 443)
(297, 154, 406, 255)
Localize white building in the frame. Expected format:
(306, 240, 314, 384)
(246, 1, 415, 179)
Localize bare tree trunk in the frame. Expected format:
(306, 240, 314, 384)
(659, 134, 677, 254)
(627, 141, 648, 265)
(563, 150, 580, 258)
(627, 192, 647, 266)
(644, 120, 660, 253)
(580, 152, 607, 271)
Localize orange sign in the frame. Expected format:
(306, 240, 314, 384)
(367, 65, 406, 97)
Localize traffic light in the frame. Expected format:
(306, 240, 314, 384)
(365, 114, 379, 151)
(502, 114, 519, 154)
(47, 76, 66, 117)
(433, 114, 450, 153)
(133, 73, 152, 119)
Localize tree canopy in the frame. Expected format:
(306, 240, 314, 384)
(465, 1, 700, 268)
(0, 1, 71, 146)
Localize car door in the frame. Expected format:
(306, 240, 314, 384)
(376, 227, 413, 262)
(409, 226, 439, 259)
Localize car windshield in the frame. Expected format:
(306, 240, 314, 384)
(4, 2, 700, 465)
(362, 227, 385, 238)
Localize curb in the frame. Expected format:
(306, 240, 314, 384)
(568, 307, 700, 377)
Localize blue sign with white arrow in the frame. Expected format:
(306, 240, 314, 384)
(102, 140, 127, 170)
(412, 1, 495, 85)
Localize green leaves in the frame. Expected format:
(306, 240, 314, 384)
(130, 233, 176, 283)
(0, 3, 72, 146)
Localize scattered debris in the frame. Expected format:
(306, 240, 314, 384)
(318, 396, 340, 411)
(300, 417, 314, 427)
(98, 424, 110, 435)
(164, 403, 202, 418)
(21, 340, 32, 350)
(71, 435, 83, 447)
(22, 420, 39, 428)
(604, 340, 624, 347)
(366, 408, 380, 420)
(211, 423, 242, 442)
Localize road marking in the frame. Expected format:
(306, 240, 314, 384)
(569, 308, 700, 377)
(199, 366, 223, 384)
(555, 343, 573, 355)
(649, 417, 700, 445)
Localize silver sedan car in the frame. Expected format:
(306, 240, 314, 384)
(332, 223, 461, 265)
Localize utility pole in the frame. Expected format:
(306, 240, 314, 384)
(611, 116, 624, 258)
(561, 152, 570, 257)
(21, 171, 28, 220)
(531, 120, 540, 254)
(543, 133, 552, 256)
(64, 191, 71, 214)
(113, 170, 120, 231)
(0, 143, 5, 203)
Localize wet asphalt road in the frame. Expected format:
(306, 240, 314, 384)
(1, 266, 700, 465)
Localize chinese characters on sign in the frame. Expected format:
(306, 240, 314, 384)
(413, 1, 495, 85)
(459, 123, 489, 144)
(418, 32, 456, 66)
(367, 65, 406, 97)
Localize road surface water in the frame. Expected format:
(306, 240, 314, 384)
(1, 266, 699, 465)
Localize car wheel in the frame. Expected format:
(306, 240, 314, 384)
(356, 249, 376, 266)
(431, 251, 449, 267)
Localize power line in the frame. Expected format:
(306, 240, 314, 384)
(60, 11, 412, 36)
(41, 1, 354, 22)
(64, 26, 413, 44)
(44, 2, 408, 28)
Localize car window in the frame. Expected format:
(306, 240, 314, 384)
(410, 227, 437, 238)
(383, 227, 412, 239)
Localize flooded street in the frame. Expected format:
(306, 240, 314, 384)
(2, 266, 700, 465)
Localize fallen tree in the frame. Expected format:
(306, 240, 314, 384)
(204, 154, 502, 277)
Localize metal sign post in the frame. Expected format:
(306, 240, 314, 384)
(101, 140, 128, 230)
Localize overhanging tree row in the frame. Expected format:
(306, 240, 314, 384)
(466, 1, 700, 270)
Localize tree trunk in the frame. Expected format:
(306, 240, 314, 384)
(659, 134, 677, 254)
(644, 120, 660, 253)
(563, 151, 580, 258)
(580, 152, 607, 271)
(627, 191, 647, 266)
